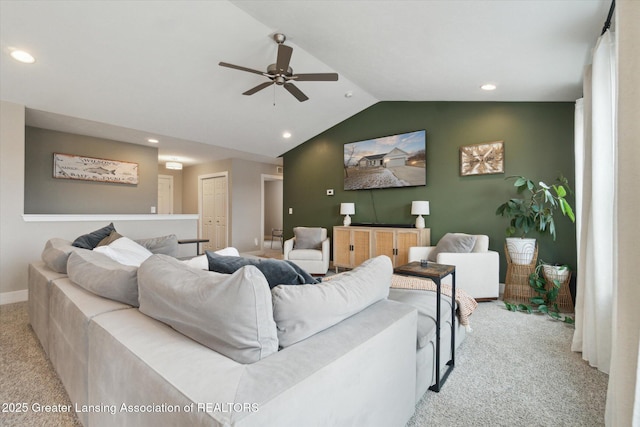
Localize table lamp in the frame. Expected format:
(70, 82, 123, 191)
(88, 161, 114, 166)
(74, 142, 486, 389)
(340, 203, 355, 226)
(411, 201, 430, 229)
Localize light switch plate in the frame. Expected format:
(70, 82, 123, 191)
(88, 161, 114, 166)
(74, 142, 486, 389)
(326, 189, 334, 196)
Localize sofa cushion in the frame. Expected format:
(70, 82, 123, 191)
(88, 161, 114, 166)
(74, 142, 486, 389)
(93, 236, 153, 267)
(293, 227, 325, 249)
(67, 249, 139, 306)
(97, 231, 123, 247)
(41, 238, 79, 274)
(138, 254, 278, 364)
(206, 252, 318, 288)
(182, 247, 240, 270)
(135, 234, 179, 257)
(427, 233, 477, 262)
(271, 255, 392, 348)
(72, 223, 116, 249)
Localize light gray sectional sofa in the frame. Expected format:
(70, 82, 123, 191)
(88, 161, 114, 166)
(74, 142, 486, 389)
(28, 236, 466, 427)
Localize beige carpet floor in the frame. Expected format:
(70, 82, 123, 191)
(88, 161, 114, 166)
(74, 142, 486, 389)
(1, 297, 607, 426)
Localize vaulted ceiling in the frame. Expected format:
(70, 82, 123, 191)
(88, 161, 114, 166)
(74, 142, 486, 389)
(0, 0, 608, 166)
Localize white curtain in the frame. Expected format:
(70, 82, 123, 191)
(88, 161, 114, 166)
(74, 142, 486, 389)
(571, 30, 616, 373)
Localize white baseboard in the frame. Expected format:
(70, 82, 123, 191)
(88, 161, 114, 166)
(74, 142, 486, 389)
(0, 289, 28, 305)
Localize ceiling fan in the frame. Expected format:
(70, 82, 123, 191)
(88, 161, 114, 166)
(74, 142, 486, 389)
(219, 33, 338, 102)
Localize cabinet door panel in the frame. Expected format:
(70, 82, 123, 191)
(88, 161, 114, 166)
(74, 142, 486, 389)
(352, 229, 371, 266)
(333, 228, 351, 267)
(373, 229, 395, 260)
(396, 230, 420, 266)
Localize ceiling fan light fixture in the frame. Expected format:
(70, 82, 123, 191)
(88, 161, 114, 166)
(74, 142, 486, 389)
(165, 161, 183, 170)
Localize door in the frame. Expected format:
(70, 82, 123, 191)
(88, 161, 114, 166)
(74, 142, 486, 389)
(201, 176, 228, 252)
(157, 175, 173, 214)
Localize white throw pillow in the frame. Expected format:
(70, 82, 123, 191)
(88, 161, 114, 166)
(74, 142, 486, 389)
(181, 247, 240, 270)
(93, 236, 153, 267)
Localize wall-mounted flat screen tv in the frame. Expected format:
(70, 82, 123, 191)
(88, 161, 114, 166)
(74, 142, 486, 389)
(343, 130, 426, 190)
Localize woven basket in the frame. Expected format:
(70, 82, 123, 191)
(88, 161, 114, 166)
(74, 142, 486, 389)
(542, 266, 574, 313)
(503, 243, 538, 303)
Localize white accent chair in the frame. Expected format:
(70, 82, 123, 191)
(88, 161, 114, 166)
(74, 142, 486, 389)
(284, 227, 330, 275)
(408, 234, 499, 300)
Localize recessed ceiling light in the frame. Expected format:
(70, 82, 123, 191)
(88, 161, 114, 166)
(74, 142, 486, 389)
(481, 84, 497, 91)
(10, 50, 36, 64)
(147, 138, 159, 143)
(282, 132, 292, 139)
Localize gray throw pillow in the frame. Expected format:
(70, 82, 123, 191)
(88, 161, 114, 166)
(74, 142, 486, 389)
(206, 252, 318, 288)
(427, 233, 477, 262)
(138, 254, 278, 364)
(41, 238, 78, 273)
(293, 227, 323, 249)
(135, 234, 179, 257)
(72, 223, 116, 249)
(67, 249, 138, 306)
(272, 255, 392, 348)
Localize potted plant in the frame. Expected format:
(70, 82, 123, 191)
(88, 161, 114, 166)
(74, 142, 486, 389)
(495, 175, 575, 265)
(504, 261, 574, 324)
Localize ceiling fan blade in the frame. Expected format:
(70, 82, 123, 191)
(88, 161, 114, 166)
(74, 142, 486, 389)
(290, 73, 339, 82)
(219, 61, 265, 76)
(284, 83, 309, 102)
(243, 81, 274, 96)
(275, 44, 293, 73)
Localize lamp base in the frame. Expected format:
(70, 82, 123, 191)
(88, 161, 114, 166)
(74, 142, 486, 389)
(415, 215, 425, 229)
(343, 215, 352, 226)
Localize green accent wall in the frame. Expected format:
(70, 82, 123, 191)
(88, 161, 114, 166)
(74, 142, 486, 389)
(282, 101, 577, 282)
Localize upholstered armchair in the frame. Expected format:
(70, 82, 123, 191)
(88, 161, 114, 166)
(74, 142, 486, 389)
(284, 227, 330, 275)
(408, 233, 499, 300)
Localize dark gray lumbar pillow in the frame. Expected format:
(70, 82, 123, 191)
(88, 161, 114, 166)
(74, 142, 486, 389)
(206, 252, 318, 288)
(427, 233, 477, 262)
(72, 223, 116, 249)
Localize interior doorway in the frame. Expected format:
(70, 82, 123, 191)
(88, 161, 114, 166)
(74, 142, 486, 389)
(157, 175, 173, 214)
(199, 173, 229, 253)
(261, 174, 284, 250)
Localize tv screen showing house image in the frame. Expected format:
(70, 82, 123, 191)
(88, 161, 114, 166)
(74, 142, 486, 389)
(343, 130, 426, 190)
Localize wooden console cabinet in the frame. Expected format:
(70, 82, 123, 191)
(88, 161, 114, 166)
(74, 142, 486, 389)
(333, 226, 430, 271)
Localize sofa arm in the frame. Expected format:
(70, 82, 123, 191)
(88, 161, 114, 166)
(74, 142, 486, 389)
(283, 237, 295, 259)
(408, 246, 436, 262)
(436, 251, 499, 300)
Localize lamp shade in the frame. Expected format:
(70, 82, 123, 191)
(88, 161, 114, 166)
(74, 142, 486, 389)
(340, 203, 355, 215)
(411, 201, 430, 216)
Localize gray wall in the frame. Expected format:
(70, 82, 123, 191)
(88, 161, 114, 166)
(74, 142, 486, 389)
(24, 127, 158, 214)
(181, 157, 282, 252)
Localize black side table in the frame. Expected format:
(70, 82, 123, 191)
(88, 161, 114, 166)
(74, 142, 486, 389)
(393, 261, 456, 392)
(178, 238, 209, 255)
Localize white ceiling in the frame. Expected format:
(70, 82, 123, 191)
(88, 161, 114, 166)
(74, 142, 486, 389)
(0, 0, 608, 166)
